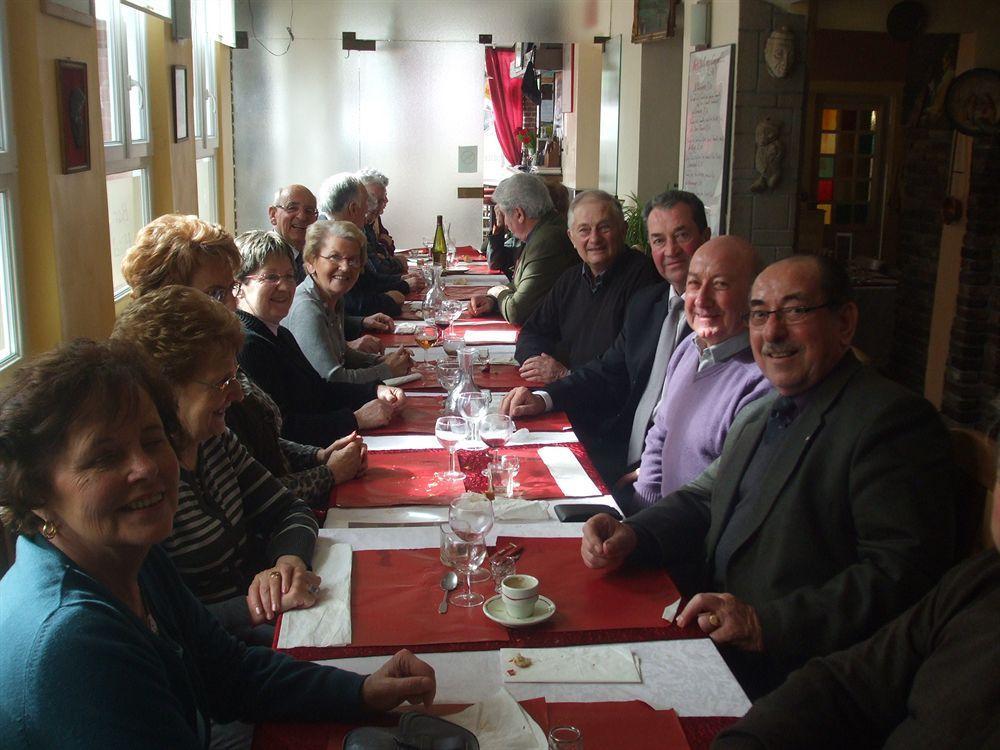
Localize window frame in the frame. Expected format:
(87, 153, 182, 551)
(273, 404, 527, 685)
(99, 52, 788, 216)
(0, 0, 23, 371)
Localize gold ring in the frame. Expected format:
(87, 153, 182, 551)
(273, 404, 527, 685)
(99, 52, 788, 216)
(707, 613, 721, 627)
(268, 570, 281, 580)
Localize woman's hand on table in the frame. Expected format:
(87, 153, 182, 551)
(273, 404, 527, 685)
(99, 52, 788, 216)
(500, 387, 546, 418)
(362, 313, 394, 333)
(247, 555, 320, 623)
(518, 353, 568, 384)
(384, 347, 413, 377)
(320, 432, 366, 483)
(581, 514, 637, 570)
(386, 291, 406, 305)
(376, 384, 407, 408)
(361, 649, 437, 712)
(355, 398, 395, 429)
(676, 592, 764, 652)
(348, 335, 385, 355)
(468, 294, 497, 317)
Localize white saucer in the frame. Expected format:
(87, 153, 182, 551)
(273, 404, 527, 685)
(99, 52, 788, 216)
(482, 594, 556, 628)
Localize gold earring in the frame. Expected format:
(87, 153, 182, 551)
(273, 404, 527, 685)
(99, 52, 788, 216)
(40, 519, 58, 539)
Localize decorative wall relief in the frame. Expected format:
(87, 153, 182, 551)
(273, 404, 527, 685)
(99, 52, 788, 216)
(764, 27, 795, 79)
(751, 117, 783, 192)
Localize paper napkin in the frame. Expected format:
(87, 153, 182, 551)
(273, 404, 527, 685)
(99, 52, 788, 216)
(445, 689, 547, 750)
(382, 372, 422, 387)
(492, 495, 549, 521)
(537, 446, 601, 497)
(464, 329, 518, 344)
(500, 645, 642, 684)
(393, 322, 417, 334)
(276, 541, 352, 649)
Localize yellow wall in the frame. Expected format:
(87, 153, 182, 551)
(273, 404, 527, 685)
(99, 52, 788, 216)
(3, 3, 233, 384)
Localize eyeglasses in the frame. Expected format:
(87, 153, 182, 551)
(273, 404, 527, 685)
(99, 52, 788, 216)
(274, 202, 319, 217)
(207, 283, 240, 303)
(743, 302, 837, 327)
(317, 253, 363, 269)
(243, 272, 296, 286)
(193, 367, 242, 393)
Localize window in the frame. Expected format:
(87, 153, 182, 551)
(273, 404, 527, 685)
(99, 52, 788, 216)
(0, 0, 22, 369)
(196, 155, 217, 223)
(97, 0, 151, 299)
(191, 0, 221, 223)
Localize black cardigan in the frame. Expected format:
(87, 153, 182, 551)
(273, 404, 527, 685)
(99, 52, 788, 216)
(236, 310, 379, 446)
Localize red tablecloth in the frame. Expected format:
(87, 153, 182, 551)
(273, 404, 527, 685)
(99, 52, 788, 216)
(360, 396, 572, 435)
(253, 699, 710, 750)
(277, 536, 691, 661)
(331, 443, 604, 508)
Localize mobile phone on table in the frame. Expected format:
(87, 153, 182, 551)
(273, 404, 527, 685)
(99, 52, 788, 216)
(553, 503, 622, 523)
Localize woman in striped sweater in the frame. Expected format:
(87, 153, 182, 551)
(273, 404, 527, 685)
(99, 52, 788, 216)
(113, 285, 320, 644)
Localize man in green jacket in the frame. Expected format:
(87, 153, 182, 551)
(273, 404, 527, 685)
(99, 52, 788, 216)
(469, 172, 578, 325)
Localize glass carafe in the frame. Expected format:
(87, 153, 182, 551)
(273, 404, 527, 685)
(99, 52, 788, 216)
(444, 347, 481, 415)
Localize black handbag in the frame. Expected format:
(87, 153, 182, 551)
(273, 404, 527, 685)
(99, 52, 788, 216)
(343, 712, 479, 750)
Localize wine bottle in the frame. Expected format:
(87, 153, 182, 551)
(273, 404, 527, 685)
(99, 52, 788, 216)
(432, 215, 447, 269)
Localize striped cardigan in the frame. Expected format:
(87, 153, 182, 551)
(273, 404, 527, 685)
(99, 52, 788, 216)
(165, 430, 319, 605)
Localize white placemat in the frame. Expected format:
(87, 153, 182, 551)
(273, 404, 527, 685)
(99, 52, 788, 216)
(500, 645, 642, 683)
(537, 446, 601, 497)
(276, 541, 352, 649)
(465, 329, 518, 344)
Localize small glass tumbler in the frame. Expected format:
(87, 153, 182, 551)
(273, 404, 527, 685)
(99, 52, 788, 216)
(548, 726, 583, 749)
(489, 556, 517, 593)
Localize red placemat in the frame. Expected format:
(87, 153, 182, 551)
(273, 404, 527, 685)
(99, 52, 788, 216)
(443, 285, 492, 301)
(680, 716, 740, 750)
(331, 443, 604, 508)
(470, 363, 541, 390)
(466, 264, 501, 275)
(547, 702, 690, 750)
(360, 396, 572, 435)
(455, 245, 482, 259)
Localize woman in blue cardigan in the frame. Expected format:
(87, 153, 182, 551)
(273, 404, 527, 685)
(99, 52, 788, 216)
(0, 339, 434, 749)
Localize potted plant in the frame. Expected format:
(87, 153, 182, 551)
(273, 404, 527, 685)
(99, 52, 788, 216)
(621, 192, 649, 253)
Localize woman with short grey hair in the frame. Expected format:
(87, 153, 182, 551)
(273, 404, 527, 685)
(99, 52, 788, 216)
(286, 220, 413, 385)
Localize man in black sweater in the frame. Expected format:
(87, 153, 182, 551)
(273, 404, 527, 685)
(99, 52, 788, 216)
(514, 190, 661, 383)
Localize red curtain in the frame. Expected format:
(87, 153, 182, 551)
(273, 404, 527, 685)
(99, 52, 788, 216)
(485, 48, 523, 167)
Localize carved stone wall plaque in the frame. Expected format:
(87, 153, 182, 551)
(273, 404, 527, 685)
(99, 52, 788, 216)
(764, 27, 796, 79)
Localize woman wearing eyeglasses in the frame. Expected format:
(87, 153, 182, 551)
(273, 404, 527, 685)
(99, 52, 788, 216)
(112, 286, 321, 645)
(285, 220, 414, 385)
(234, 229, 407, 446)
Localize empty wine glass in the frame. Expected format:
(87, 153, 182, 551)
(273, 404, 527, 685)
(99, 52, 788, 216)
(447, 495, 495, 607)
(435, 360, 462, 394)
(414, 325, 439, 372)
(434, 416, 468, 480)
(457, 391, 490, 442)
(480, 413, 514, 462)
(441, 328, 465, 357)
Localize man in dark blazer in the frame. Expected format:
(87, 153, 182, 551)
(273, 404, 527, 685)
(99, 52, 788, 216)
(501, 189, 711, 483)
(580, 255, 957, 699)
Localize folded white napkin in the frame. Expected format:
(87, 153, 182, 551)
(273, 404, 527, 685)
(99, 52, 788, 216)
(662, 597, 682, 623)
(537, 446, 601, 497)
(500, 645, 642, 683)
(393, 322, 417, 334)
(464, 329, 518, 344)
(492, 496, 549, 521)
(382, 372, 422, 387)
(444, 689, 547, 750)
(276, 541, 352, 649)
(504, 428, 532, 445)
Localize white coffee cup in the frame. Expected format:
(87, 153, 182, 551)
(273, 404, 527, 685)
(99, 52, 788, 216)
(501, 574, 539, 619)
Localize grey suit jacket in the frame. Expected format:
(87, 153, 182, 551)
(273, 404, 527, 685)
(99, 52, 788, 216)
(627, 353, 957, 694)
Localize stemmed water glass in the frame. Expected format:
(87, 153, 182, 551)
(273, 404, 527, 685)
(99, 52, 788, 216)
(434, 416, 468, 480)
(457, 391, 490, 442)
(479, 413, 514, 462)
(447, 494, 495, 607)
(434, 360, 462, 394)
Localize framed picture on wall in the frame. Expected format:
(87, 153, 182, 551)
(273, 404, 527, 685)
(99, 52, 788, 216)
(41, 0, 95, 27)
(172, 65, 189, 142)
(632, 0, 678, 43)
(56, 59, 90, 174)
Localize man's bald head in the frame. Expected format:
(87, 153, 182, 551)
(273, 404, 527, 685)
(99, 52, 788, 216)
(684, 235, 759, 347)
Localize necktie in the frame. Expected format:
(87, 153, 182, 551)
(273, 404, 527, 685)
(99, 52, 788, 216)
(627, 294, 686, 464)
(293, 252, 306, 285)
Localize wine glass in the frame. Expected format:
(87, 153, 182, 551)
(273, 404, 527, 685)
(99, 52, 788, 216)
(447, 495, 495, 607)
(480, 413, 514, 462)
(435, 360, 462, 394)
(501, 454, 520, 498)
(440, 328, 465, 357)
(457, 391, 490, 442)
(434, 416, 468, 480)
(414, 325, 439, 372)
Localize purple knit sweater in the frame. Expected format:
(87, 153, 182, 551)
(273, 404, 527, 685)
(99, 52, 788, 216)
(632, 333, 772, 510)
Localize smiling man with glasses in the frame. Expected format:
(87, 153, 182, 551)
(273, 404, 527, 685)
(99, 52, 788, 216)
(577, 254, 957, 700)
(268, 184, 320, 283)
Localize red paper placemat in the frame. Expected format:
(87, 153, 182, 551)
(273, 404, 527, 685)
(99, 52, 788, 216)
(547, 702, 690, 750)
(468, 363, 541, 390)
(458, 442, 606, 497)
(360, 396, 572, 435)
(680, 716, 740, 750)
(443, 285, 492, 301)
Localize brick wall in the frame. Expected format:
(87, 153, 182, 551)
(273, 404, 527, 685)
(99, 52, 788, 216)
(728, 0, 806, 264)
(941, 137, 1000, 433)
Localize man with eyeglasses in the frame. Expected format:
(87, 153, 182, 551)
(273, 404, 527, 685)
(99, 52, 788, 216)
(268, 184, 320, 284)
(578, 254, 957, 700)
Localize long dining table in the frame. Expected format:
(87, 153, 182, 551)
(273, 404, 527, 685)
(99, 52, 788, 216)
(252, 245, 750, 750)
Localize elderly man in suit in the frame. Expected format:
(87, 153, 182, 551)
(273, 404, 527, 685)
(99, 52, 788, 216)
(268, 184, 319, 284)
(501, 189, 711, 483)
(580, 254, 957, 698)
(468, 172, 579, 325)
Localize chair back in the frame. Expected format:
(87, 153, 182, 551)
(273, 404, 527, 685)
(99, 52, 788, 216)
(950, 427, 996, 555)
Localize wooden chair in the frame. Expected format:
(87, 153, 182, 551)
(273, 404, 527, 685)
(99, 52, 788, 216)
(949, 427, 996, 555)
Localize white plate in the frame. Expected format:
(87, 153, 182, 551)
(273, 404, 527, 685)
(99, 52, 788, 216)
(442, 263, 471, 274)
(482, 594, 556, 628)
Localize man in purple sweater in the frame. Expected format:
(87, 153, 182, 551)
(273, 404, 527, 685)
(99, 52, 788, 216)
(629, 236, 770, 514)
